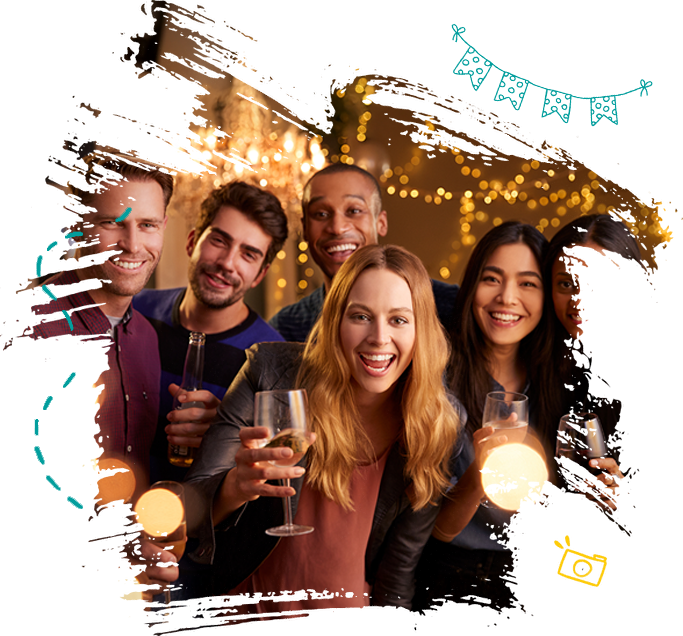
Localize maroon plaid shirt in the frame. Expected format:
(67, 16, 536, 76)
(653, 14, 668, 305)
(0, 262, 160, 634)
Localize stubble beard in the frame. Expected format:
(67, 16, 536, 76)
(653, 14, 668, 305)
(189, 262, 245, 310)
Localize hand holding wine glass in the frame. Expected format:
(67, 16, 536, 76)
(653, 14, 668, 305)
(255, 389, 315, 536)
(556, 412, 621, 509)
(479, 391, 529, 507)
(482, 391, 529, 444)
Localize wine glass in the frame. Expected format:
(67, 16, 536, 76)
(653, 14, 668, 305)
(480, 391, 529, 506)
(133, 481, 186, 603)
(556, 412, 607, 477)
(254, 389, 314, 537)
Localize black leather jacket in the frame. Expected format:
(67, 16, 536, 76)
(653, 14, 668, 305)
(584, 343, 683, 634)
(184, 342, 464, 609)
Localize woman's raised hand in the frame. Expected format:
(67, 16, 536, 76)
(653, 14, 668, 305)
(573, 457, 634, 515)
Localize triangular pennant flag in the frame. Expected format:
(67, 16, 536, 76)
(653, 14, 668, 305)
(494, 72, 529, 110)
(454, 46, 492, 91)
(590, 96, 618, 126)
(542, 89, 572, 123)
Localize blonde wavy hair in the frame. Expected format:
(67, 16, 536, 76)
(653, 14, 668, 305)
(296, 244, 460, 511)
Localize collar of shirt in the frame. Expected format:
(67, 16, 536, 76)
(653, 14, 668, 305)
(61, 258, 133, 341)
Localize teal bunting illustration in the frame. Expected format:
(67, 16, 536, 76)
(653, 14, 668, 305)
(451, 24, 651, 126)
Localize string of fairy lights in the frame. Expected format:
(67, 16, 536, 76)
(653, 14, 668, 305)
(315, 77, 669, 282)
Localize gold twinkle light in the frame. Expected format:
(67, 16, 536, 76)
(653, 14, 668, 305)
(167, 0, 325, 225)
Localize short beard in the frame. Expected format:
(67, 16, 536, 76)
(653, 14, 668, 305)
(189, 264, 245, 310)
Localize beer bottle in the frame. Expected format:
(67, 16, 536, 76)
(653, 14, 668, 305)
(168, 331, 205, 467)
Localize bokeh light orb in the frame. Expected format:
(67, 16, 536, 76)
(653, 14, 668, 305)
(38, 368, 98, 431)
(134, 488, 184, 537)
(40, 434, 97, 497)
(88, 457, 135, 508)
(481, 443, 549, 511)
(88, 568, 143, 625)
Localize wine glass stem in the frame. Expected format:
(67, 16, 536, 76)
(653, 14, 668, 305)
(161, 583, 175, 625)
(283, 478, 294, 527)
(583, 501, 592, 537)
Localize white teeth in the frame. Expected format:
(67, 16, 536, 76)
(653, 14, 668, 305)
(571, 315, 596, 322)
(491, 312, 520, 323)
(111, 258, 143, 270)
(360, 353, 394, 361)
(326, 243, 357, 254)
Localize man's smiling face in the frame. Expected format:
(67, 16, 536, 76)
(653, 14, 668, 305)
(303, 171, 387, 287)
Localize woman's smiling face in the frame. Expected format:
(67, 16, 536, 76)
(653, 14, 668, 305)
(473, 242, 544, 351)
(552, 243, 638, 342)
(339, 268, 416, 403)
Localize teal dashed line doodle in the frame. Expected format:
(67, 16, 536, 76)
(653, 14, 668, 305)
(47, 476, 61, 490)
(68, 497, 84, 509)
(42, 285, 57, 301)
(451, 23, 651, 126)
(35, 232, 88, 508)
(61, 311, 74, 331)
(35, 446, 45, 464)
(115, 206, 132, 223)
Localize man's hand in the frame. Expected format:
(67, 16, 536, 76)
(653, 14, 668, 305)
(135, 539, 179, 594)
(589, 457, 623, 511)
(165, 383, 221, 448)
(31, 532, 178, 594)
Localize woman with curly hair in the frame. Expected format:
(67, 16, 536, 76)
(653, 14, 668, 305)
(184, 244, 463, 612)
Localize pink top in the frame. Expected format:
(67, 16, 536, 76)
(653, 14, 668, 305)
(230, 449, 389, 614)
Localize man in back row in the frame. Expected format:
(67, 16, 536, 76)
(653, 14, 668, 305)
(269, 164, 459, 341)
(134, 180, 287, 485)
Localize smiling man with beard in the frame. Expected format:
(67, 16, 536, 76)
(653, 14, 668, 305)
(133, 180, 287, 485)
(269, 163, 459, 342)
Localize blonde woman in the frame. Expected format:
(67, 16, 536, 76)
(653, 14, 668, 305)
(184, 244, 463, 612)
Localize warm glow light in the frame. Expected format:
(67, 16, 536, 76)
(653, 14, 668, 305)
(234, 164, 244, 175)
(277, 278, 287, 288)
(88, 568, 143, 625)
(40, 435, 97, 497)
(481, 443, 548, 511)
(202, 150, 212, 160)
(247, 148, 259, 164)
(134, 488, 184, 537)
(298, 241, 308, 251)
(260, 179, 268, 187)
(38, 367, 98, 431)
(97, 458, 136, 505)
(313, 154, 325, 170)
(276, 250, 286, 260)
(205, 135, 217, 149)
(301, 162, 311, 173)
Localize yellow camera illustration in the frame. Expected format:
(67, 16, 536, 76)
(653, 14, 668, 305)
(555, 536, 607, 587)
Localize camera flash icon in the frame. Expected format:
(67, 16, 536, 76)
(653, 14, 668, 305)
(555, 536, 607, 587)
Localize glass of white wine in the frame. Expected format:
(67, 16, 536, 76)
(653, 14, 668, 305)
(480, 391, 529, 507)
(255, 389, 314, 537)
(134, 481, 186, 603)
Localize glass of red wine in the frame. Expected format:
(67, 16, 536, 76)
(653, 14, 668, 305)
(555, 413, 611, 548)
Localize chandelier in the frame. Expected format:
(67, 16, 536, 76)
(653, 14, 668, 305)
(162, 0, 325, 227)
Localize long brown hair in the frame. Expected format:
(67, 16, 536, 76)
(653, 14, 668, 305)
(448, 221, 554, 440)
(296, 244, 460, 511)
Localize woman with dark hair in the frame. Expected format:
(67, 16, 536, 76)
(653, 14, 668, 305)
(545, 215, 683, 634)
(413, 221, 554, 611)
(184, 244, 463, 613)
